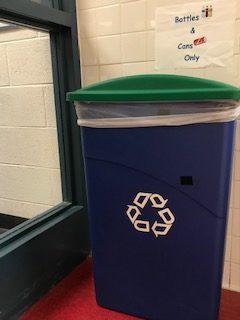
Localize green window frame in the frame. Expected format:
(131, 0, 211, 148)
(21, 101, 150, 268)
(0, 1, 90, 319)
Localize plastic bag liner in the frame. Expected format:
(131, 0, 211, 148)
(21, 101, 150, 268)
(75, 101, 240, 128)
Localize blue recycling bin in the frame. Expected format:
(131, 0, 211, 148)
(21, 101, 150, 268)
(67, 75, 240, 320)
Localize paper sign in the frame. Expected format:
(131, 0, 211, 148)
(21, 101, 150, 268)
(155, 0, 236, 69)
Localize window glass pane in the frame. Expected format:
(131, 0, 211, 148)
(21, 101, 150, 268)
(0, 22, 62, 234)
(30, 0, 53, 7)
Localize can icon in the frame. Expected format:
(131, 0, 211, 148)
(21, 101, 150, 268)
(194, 37, 207, 46)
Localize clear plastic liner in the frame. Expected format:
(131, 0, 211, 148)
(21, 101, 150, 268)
(75, 101, 240, 128)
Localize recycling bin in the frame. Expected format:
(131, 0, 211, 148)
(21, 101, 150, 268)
(67, 75, 240, 320)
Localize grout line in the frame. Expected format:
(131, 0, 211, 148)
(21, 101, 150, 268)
(83, 60, 155, 68)
(0, 196, 52, 208)
(0, 126, 57, 129)
(0, 83, 53, 89)
(119, 0, 123, 64)
(80, 29, 154, 41)
(4, 44, 11, 86)
(0, 36, 50, 46)
(0, 195, 60, 207)
(78, 0, 144, 11)
(145, 0, 148, 62)
(0, 162, 60, 170)
(77, 1, 240, 17)
(41, 86, 48, 127)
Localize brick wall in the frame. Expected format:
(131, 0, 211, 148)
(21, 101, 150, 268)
(76, 0, 240, 291)
(0, 25, 62, 219)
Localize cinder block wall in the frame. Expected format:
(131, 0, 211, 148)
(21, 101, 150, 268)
(76, 0, 240, 291)
(0, 26, 62, 219)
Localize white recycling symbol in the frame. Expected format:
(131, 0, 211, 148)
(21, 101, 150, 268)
(126, 192, 175, 238)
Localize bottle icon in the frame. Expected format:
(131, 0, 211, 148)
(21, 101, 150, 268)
(206, 5, 209, 18)
(202, 6, 206, 18)
(209, 5, 213, 17)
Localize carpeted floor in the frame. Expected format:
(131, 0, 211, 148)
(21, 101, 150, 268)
(20, 258, 240, 320)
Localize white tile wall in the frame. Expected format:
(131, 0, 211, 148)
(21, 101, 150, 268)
(0, 197, 51, 219)
(96, 5, 121, 36)
(81, 66, 100, 86)
(121, 1, 146, 33)
(121, 32, 147, 62)
(0, 164, 61, 206)
(78, 9, 97, 38)
(232, 236, 240, 264)
(146, 30, 155, 61)
(227, 208, 233, 236)
(77, 0, 240, 292)
(0, 128, 60, 169)
(232, 209, 240, 237)
(78, 0, 240, 84)
(7, 38, 53, 85)
(99, 63, 123, 81)
(98, 0, 119, 6)
(234, 151, 240, 181)
(98, 35, 122, 64)
(43, 85, 57, 127)
(0, 45, 10, 86)
(225, 236, 232, 262)
(78, 0, 96, 10)
(233, 181, 240, 209)
(0, 28, 38, 43)
(222, 261, 230, 289)
(234, 20, 240, 54)
(231, 263, 240, 291)
(80, 38, 99, 66)
(0, 86, 46, 127)
(146, 0, 164, 30)
(122, 62, 147, 76)
(235, 122, 240, 151)
(0, 27, 62, 219)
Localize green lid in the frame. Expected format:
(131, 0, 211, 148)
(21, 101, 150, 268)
(67, 74, 240, 102)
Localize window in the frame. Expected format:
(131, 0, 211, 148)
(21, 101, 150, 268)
(0, 22, 62, 227)
(0, 2, 90, 319)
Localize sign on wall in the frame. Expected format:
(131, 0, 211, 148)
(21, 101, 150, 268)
(155, 0, 236, 69)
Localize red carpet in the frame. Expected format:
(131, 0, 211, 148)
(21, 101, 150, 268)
(20, 258, 240, 320)
(20, 258, 139, 320)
